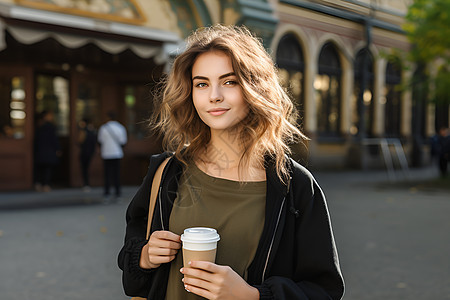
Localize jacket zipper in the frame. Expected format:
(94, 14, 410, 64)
(261, 196, 286, 283)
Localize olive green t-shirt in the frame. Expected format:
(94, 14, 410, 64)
(165, 163, 266, 300)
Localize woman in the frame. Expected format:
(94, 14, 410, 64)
(118, 25, 344, 299)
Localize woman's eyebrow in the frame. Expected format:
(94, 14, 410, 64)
(219, 72, 235, 79)
(192, 75, 208, 81)
(192, 72, 235, 81)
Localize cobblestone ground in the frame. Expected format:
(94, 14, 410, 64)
(0, 167, 449, 300)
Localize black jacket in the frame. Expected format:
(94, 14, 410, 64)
(34, 121, 60, 165)
(118, 152, 344, 299)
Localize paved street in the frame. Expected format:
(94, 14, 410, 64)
(315, 168, 450, 300)
(0, 167, 449, 300)
(0, 187, 133, 300)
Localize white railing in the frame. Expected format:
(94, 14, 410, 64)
(361, 138, 410, 181)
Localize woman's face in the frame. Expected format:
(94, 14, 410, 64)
(191, 50, 249, 135)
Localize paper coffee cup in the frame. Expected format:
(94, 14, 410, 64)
(181, 227, 220, 267)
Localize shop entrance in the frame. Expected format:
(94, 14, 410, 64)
(34, 73, 70, 188)
(0, 19, 167, 191)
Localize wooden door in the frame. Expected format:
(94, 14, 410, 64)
(0, 66, 34, 190)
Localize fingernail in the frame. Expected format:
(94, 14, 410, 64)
(180, 268, 183, 273)
(185, 285, 190, 292)
(181, 278, 184, 283)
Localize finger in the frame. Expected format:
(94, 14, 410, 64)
(151, 230, 181, 242)
(180, 266, 215, 283)
(182, 274, 216, 290)
(146, 245, 179, 267)
(149, 231, 181, 249)
(148, 247, 179, 257)
(188, 261, 220, 273)
(183, 281, 214, 299)
(148, 239, 181, 250)
(150, 254, 176, 265)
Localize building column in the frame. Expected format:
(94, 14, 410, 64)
(340, 55, 353, 135)
(401, 68, 413, 137)
(373, 58, 386, 136)
(304, 57, 317, 135)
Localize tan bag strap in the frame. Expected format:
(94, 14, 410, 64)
(145, 156, 171, 240)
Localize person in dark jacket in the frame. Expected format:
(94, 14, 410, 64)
(78, 118, 97, 190)
(118, 25, 344, 299)
(431, 126, 450, 177)
(34, 110, 61, 192)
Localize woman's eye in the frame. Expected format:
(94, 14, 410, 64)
(224, 80, 237, 86)
(195, 82, 207, 88)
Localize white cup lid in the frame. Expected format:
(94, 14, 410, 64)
(181, 227, 220, 244)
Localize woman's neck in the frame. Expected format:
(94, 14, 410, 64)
(202, 128, 243, 170)
(195, 128, 266, 182)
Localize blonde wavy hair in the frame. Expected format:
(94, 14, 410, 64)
(152, 24, 307, 182)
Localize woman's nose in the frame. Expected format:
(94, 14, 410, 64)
(209, 86, 224, 103)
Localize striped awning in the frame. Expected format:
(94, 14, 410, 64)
(0, 3, 182, 62)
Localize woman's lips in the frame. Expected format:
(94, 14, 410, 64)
(207, 108, 229, 116)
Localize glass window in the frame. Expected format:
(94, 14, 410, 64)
(352, 48, 374, 137)
(385, 61, 402, 137)
(75, 81, 100, 128)
(315, 43, 342, 137)
(276, 34, 305, 118)
(124, 84, 154, 140)
(35, 74, 70, 136)
(0, 76, 26, 139)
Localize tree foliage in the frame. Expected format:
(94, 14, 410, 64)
(404, 0, 450, 64)
(404, 0, 450, 104)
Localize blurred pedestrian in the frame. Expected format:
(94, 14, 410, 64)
(78, 118, 97, 191)
(97, 111, 127, 202)
(118, 25, 344, 300)
(440, 127, 450, 178)
(431, 126, 450, 177)
(34, 110, 61, 192)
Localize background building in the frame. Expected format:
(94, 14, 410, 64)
(0, 0, 447, 190)
(272, 0, 415, 169)
(0, 0, 181, 189)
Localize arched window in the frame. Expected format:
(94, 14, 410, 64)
(315, 42, 342, 137)
(385, 61, 402, 137)
(352, 48, 374, 137)
(276, 34, 305, 118)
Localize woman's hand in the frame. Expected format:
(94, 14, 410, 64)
(139, 230, 181, 269)
(180, 261, 259, 300)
